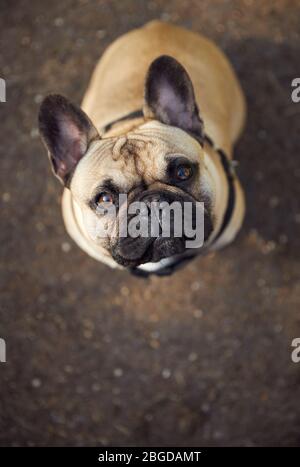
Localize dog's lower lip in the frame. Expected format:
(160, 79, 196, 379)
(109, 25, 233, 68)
(111, 244, 154, 267)
(112, 233, 192, 266)
(150, 237, 186, 262)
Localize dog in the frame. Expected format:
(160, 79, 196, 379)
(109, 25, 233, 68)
(39, 21, 246, 276)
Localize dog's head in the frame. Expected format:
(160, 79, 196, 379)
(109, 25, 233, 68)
(39, 56, 214, 267)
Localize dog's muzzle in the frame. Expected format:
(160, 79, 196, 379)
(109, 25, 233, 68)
(111, 190, 213, 267)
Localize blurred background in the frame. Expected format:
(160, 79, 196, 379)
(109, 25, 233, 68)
(1, 0, 300, 447)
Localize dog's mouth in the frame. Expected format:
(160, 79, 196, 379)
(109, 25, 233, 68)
(110, 205, 213, 268)
(108, 188, 213, 268)
(111, 235, 187, 268)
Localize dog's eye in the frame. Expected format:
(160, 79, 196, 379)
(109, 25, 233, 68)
(176, 164, 193, 181)
(95, 192, 114, 205)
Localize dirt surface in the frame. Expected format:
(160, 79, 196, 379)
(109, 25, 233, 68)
(1, 0, 300, 447)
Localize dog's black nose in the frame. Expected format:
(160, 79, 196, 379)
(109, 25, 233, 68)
(111, 190, 188, 267)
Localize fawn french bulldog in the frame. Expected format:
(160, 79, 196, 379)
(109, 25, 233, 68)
(39, 21, 246, 276)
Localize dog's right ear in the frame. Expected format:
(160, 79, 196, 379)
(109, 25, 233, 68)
(38, 94, 99, 185)
(143, 55, 204, 145)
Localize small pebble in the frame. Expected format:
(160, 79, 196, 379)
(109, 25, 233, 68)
(150, 331, 160, 339)
(2, 192, 10, 202)
(62, 272, 71, 282)
(30, 128, 39, 139)
(36, 222, 44, 232)
(113, 368, 123, 378)
(54, 17, 64, 27)
(262, 240, 276, 254)
(64, 365, 73, 374)
(193, 309, 203, 319)
(162, 368, 171, 379)
(61, 242, 71, 253)
(188, 352, 198, 362)
(34, 94, 43, 104)
(96, 29, 107, 39)
(31, 378, 41, 388)
(201, 402, 211, 413)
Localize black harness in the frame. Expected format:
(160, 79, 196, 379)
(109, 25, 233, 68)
(102, 110, 236, 277)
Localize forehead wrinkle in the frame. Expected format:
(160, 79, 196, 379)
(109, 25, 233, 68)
(129, 129, 182, 157)
(133, 132, 186, 183)
(124, 137, 155, 180)
(112, 136, 128, 161)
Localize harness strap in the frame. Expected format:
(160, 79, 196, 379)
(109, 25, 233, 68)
(203, 136, 236, 244)
(102, 109, 144, 133)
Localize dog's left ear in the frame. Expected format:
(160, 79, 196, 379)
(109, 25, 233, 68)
(38, 94, 99, 185)
(144, 55, 204, 144)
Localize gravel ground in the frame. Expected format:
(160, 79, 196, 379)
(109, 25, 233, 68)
(0, 0, 300, 447)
